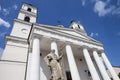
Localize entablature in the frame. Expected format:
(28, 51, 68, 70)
(30, 25, 104, 51)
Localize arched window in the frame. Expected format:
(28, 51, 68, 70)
(78, 25, 81, 29)
(27, 8, 31, 12)
(24, 16, 30, 22)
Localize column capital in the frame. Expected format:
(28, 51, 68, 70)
(65, 41, 73, 45)
(101, 49, 105, 52)
(93, 48, 104, 54)
(50, 38, 59, 42)
(33, 34, 43, 40)
(92, 48, 99, 51)
(82, 45, 90, 50)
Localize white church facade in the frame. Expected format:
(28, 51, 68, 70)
(0, 3, 119, 80)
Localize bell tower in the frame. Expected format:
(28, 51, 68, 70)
(0, 3, 37, 80)
(18, 3, 37, 23)
(10, 3, 37, 39)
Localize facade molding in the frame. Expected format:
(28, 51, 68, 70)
(6, 36, 28, 46)
(34, 23, 102, 44)
(0, 60, 27, 64)
(14, 19, 33, 26)
(33, 25, 103, 46)
(33, 27, 103, 50)
(19, 9, 37, 17)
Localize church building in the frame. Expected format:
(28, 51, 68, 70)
(0, 3, 119, 80)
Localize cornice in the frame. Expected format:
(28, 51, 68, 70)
(19, 9, 37, 17)
(14, 19, 32, 26)
(6, 35, 28, 45)
(34, 23, 101, 44)
(33, 26, 103, 50)
(34, 23, 86, 34)
(33, 24, 103, 46)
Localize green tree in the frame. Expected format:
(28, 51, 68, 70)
(118, 73, 120, 78)
(111, 77, 113, 80)
(111, 72, 120, 80)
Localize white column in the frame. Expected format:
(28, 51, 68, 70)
(30, 38, 40, 80)
(93, 51, 110, 80)
(66, 44, 81, 80)
(51, 40, 59, 56)
(101, 52, 120, 80)
(83, 48, 100, 80)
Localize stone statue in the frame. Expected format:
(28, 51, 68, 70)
(44, 49, 64, 80)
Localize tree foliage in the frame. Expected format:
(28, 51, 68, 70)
(118, 73, 120, 78)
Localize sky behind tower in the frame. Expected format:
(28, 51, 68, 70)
(0, 0, 120, 66)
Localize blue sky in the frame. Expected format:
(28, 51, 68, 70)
(0, 0, 120, 66)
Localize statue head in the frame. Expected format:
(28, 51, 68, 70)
(44, 49, 57, 66)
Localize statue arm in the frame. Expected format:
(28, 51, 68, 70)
(57, 53, 63, 62)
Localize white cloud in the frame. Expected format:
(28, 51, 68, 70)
(112, 7, 120, 15)
(81, 0, 86, 6)
(3, 8, 9, 16)
(13, 4, 18, 10)
(0, 48, 4, 59)
(94, 1, 115, 17)
(90, 32, 94, 37)
(0, 4, 18, 16)
(80, 0, 120, 17)
(0, 18, 10, 28)
(90, 32, 99, 37)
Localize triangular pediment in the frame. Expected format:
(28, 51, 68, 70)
(34, 24, 101, 44)
(56, 29, 87, 39)
(52, 28, 100, 43)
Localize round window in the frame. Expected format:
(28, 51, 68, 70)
(21, 29, 28, 34)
